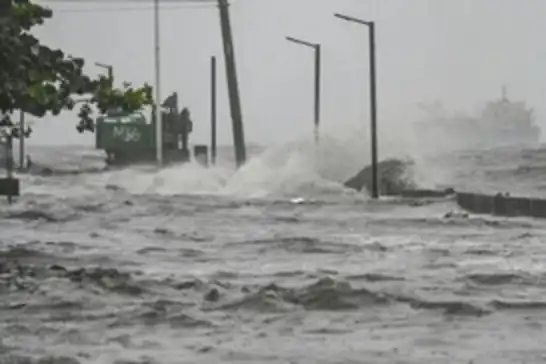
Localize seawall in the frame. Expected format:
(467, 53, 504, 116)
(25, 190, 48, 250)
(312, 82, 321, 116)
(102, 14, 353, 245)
(455, 192, 546, 219)
(383, 187, 546, 220)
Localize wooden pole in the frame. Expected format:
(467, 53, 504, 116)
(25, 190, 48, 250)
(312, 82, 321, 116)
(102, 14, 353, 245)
(217, 0, 246, 167)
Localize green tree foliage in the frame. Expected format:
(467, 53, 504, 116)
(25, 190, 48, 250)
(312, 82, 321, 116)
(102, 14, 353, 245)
(0, 0, 153, 138)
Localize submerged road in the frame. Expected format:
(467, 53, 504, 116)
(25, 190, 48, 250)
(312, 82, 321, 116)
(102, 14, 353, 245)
(1, 144, 546, 363)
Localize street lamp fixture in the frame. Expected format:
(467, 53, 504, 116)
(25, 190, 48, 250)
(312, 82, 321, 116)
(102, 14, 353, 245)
(334, 13, 373, 26)
(334, 12, 379, 199)
(285, 36, 322, 144)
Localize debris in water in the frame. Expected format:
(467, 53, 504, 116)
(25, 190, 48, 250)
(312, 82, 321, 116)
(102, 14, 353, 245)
(444, 211, 469, 219)
(290, 197, 305, 204)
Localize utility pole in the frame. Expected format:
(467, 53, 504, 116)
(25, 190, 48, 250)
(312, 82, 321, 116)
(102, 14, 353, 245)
(334, 13, 379, 199)
(217, 0, 246, 167)
(154, 0, 163, 166)
(211, 56, 217, 165)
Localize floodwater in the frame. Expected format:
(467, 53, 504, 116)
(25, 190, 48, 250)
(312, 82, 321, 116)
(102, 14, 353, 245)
(2, 136, 546, 364)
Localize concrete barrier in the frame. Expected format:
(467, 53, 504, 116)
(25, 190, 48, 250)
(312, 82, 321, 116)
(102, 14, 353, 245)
(456, 192, 492, 214)
(529, 199, 546, 219)
(455, 192, 546, 219)
(401, 188, 456, 198)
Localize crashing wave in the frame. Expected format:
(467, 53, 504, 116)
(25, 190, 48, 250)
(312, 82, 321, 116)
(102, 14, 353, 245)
(344, 158, 418, 195)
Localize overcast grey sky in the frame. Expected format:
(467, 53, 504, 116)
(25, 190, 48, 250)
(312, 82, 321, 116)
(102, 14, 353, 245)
(30, 0, 546, 146)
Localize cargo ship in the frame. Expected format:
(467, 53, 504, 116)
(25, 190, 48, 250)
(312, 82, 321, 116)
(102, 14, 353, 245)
(416, 87, 541, 151)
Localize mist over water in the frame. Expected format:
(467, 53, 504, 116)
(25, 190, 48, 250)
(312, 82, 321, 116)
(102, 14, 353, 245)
(19, 121, 443, 199)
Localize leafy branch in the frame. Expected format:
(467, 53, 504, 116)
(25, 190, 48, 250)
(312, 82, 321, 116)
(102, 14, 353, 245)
(0, 0, 153, 137)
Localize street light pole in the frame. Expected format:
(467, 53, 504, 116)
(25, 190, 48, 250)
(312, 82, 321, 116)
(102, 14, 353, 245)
(211, 55, 217, 165)
(314, 43, 321, 144)
(18, 111, 24, 169)
(95, 62, 113, 83)
(154, 0, 163, 166)
(285, 36, 322, 143)
(334, 13, 379, 199)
